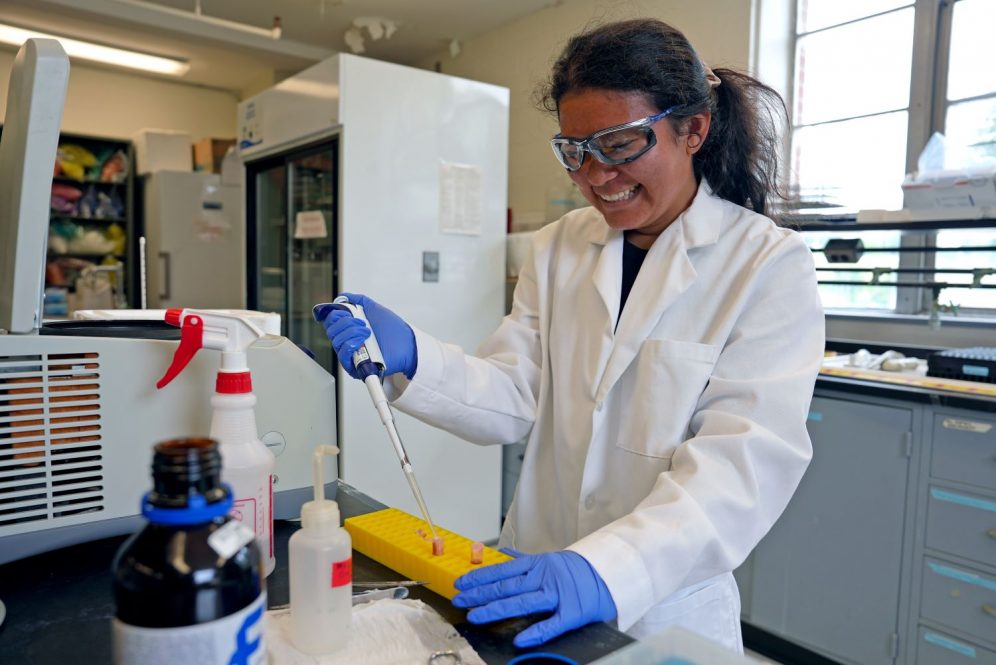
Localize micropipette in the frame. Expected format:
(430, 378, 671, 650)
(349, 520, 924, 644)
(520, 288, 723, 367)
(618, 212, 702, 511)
(315, 297, 439, 541)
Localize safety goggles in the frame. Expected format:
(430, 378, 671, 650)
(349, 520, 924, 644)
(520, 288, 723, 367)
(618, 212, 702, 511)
(550, 105, 678, 172)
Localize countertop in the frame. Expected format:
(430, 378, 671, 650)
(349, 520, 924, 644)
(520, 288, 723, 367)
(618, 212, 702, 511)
(817, 366, 996, 412)
(0, 481, 632, 664)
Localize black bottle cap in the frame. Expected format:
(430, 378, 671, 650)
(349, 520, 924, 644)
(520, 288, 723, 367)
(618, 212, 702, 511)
(146, 438, 228, 509)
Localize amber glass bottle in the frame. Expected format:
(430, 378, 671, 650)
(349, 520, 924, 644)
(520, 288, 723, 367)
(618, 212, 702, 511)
(112, 438, 266, 664)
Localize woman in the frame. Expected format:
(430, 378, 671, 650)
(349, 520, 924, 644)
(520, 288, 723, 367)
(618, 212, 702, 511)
(316, 19, 824, 652)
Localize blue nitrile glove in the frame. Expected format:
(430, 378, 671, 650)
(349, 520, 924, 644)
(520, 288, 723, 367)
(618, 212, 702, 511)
(313, 293, 417, 380)
(452, 548, 617, 648)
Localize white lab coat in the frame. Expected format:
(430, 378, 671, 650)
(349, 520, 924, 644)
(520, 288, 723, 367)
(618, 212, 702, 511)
(387, 181, 824, 650)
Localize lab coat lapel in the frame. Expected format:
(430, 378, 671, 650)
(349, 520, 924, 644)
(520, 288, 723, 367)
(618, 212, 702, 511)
(593, 182, 724, 404)
(589, 223, 621, 327)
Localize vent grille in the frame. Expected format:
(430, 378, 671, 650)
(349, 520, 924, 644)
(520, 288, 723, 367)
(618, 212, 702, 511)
(0, 352, 104, 527)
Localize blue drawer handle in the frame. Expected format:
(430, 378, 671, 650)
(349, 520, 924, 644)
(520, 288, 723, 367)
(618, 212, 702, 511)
(924, 631, 977, 658)
(930, 488, 996, 514)
(928, 562, 996, 592)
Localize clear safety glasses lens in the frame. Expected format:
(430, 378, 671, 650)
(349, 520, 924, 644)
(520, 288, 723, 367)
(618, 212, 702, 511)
(551, 126, 658, 172)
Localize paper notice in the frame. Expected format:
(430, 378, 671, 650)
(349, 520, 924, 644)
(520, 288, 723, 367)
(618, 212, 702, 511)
(439, 161, 483, 236)
(294, 210, 328, 239)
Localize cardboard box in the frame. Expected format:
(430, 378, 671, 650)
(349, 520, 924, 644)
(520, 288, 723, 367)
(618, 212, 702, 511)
(902, 171, 996, 209)
(193, 138, 237, 174)
(132, 129, 192, 174)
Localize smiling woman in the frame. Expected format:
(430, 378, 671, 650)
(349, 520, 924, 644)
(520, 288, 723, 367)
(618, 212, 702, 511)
(314, 17, 825, 654)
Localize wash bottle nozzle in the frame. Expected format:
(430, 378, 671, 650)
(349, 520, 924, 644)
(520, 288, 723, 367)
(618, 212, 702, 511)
(302, 445, 341, 531)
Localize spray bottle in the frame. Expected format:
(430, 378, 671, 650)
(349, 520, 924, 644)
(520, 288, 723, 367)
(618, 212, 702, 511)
(157, 308, 277, 577)
(288, 445, 351, 655)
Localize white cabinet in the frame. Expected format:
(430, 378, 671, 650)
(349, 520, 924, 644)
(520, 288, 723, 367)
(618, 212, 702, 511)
(743, 393, 914, 665)
(741, 386, 996, 665)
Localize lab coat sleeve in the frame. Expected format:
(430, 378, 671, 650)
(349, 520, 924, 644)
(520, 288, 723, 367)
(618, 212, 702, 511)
(382, 240, 546, 446)
(568, 233, 825, 631)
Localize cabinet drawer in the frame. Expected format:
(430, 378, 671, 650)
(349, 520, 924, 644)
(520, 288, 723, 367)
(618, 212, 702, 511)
(926, 487, 996, 566)
(932, 414, 996, 490)
(921, 558, 996, 644)
(918, 628, 996, 665)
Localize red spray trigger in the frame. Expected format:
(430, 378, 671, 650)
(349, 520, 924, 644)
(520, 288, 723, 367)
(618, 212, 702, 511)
(156, 312, 205, 389)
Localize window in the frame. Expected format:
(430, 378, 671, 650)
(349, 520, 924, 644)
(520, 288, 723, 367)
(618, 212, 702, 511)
(942, 0, 996, 164)
(786, 0, 996, 316)
(792, 3, 914, 211)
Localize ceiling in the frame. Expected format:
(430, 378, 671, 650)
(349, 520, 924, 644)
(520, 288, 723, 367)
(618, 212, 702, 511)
(0, 0, 556, 93)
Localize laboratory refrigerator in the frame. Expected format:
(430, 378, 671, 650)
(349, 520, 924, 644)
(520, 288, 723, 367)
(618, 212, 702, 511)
(239, 54, 509, 541)
(144, 171, 244, 310)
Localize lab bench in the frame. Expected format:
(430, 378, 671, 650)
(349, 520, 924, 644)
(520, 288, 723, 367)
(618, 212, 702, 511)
(0, 481, 632, 664)
(737, 373, 996, 665)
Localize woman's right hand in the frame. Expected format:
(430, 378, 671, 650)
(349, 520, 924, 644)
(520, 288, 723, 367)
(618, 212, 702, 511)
(313, 293, 418, 380)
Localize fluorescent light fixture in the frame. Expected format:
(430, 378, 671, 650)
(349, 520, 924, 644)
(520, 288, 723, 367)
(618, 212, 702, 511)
(0, 23, 189, 76)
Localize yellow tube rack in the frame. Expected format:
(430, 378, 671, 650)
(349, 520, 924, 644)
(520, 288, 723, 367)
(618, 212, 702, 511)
(344, 507, 512, 599)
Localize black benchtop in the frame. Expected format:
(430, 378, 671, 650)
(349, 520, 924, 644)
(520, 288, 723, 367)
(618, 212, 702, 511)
(0, 482, 632, 664)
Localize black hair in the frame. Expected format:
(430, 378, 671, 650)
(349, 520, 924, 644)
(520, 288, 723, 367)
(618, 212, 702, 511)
(538, 18, 787, 217)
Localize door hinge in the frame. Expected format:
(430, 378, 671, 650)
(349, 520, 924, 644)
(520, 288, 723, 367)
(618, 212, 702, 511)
(889, 631, 900, 659)
(903, 431, 913, 458)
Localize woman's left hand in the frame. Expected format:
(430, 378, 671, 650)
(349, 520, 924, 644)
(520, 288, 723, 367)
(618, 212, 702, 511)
(452, 549, 617, 647)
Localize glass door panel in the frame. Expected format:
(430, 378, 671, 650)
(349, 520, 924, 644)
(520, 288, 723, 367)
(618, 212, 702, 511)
(254, 164, 288, 324)
(287, 143, 337, 374)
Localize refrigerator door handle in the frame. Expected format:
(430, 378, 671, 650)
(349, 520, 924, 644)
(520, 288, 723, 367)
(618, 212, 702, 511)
(158, 251, 171, 302)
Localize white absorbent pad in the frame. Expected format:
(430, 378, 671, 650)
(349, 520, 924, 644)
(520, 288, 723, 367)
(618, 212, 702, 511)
(265, 598, 485, 665)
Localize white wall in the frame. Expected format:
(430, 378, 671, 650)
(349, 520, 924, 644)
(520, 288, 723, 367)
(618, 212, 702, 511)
(418, 0, 753, 228)
(0, 52, 238, 142)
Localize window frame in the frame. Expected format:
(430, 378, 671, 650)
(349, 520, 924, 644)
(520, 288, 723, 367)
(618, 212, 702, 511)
(763, 0, 996, 329)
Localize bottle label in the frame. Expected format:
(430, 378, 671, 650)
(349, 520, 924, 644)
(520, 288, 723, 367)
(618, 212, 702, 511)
(113, 592, 266, 665)
(332, 558, 352, 588)
(227, 475, 274, 568)
(231, 497, 258, 535)
(208, 520, 256, 560)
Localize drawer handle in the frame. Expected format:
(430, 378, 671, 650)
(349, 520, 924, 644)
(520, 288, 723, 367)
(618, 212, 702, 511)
(984, 604, 996, 619)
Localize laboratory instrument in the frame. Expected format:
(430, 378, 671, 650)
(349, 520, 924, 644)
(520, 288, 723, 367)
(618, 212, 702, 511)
(0, 43, 334, 564)
(350, 586, 410, 604)
(288, 444, 352, 655)
(157, 308, 277, 576)
(927, 346, 996, 382)
(112, 438, 265, 665)
(352, 580, 427, 589)
(239, 53, 508, 541)
(320, 296, 439, 542)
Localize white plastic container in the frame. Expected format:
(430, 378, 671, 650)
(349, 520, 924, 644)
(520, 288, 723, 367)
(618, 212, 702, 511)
(156, 308, 277, 577)
(289, 445, 351, 655)
(211, 389, 276, 577)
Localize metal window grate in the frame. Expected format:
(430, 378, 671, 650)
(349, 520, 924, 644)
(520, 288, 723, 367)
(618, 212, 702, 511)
(0, 352, 104, 527)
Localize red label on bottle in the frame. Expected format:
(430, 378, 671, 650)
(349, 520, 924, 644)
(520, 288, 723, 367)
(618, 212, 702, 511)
(268, 475, 274, 559)
(332, 558, 352, 588)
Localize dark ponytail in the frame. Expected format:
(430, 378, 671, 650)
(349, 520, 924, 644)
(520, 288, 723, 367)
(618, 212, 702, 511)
(538, 19, 788, 217)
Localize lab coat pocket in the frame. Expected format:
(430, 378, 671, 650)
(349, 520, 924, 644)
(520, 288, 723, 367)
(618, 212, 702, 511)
(614, 338, 719, 460)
